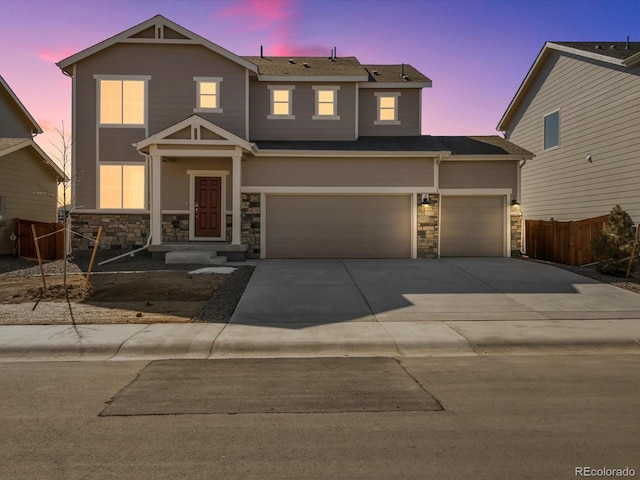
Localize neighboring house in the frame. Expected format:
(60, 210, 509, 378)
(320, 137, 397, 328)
(57, 15, 531, 260)
(0, 75, 66, 255)
(498, 41, 640, 223)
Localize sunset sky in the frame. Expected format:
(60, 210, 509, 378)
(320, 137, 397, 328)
(1, 0, 638, 166)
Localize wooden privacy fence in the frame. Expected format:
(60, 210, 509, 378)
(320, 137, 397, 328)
(16, 219, 65, 260)
(525, 215, 608, 266)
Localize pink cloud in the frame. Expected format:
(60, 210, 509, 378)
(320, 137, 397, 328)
(221, 0, 294, 31)
(37, 47, 76, 64)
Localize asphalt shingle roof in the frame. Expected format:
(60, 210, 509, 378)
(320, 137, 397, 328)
(363, 64, 431, 84)
(552, 41, 640, 61)
(243, 56, 367, 77)
(255, 136, 531, 156)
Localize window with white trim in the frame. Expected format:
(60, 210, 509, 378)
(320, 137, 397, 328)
(98, 79, 146, 125)
(194, 77, 222, 113)
(313, 86, 340, 119)
(99, 164, 145, 209)
(544, 110, 560, 150)
(268, 85, 295, 119)
(374, 92, 401, 124)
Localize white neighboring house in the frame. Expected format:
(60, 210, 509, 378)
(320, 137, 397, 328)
(498, 41, 640, 223)
(0, 75, 66, 255)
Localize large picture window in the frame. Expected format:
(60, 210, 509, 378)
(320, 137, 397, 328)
(99, 79, 146, 125)
(544, 110, 560, 150)
(99, 164, 145, 209)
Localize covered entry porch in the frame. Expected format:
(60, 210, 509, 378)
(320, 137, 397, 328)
(136, 116, 253, 261)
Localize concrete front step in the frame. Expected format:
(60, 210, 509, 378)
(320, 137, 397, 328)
(165, 251, 227, 265)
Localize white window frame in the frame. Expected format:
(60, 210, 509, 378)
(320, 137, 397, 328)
(268, 85, 295, 120)
(374, 92, 401, 125)
(543, 109, 560, 151)
(194, 76, 223, 113)
(312, 86, 340, 120)
(98, 163, 147, 211)
(94, 75, 150, 128)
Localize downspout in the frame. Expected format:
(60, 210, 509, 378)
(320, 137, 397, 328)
(435, 153, 443, 259)
(98, 152, 153, 265)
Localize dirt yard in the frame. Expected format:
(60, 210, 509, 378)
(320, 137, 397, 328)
(0, 272, 226, 320)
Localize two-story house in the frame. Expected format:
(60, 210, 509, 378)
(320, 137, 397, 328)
(498, 41, 640, 224)
(0, 75, 65, 255)
(57, 15, 531, 261)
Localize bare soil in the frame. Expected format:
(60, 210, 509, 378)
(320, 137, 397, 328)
(0, 272, 226, 320)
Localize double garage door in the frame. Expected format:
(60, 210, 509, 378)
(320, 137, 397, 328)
(263, 194, 506, 258)
(265, 194, 412, 258)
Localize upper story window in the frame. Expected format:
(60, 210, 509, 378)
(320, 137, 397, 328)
(374, 92, 401, 125)
(194, 77, 223, 113)
(99, 164, 145, 209)
(313, 86, 340, 120)
(268, 85, 295, 119)
(544, 110, 560, 150)
(95, 76, 150, 126)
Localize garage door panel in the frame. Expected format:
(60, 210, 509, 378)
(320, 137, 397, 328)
(441, 196, 505, 257)
(266, 195, 411, 258)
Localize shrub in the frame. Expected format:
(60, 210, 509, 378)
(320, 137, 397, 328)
(592, 205, 638, 276)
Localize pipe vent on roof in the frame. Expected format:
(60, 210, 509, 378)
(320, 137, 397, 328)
(372, 70, 379, 75)
(595, 45, 601, 49)
(288, 59, 295, 64)
(610, 44, 616, 50)
(302, 62, 310, 68)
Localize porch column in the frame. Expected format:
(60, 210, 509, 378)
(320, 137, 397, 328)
(151, 154, 162, 246)
(232, 155, 242, 245)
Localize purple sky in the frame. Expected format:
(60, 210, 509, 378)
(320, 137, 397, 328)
(1, 0, 638, 164)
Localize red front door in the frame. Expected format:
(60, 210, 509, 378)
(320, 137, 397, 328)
(195, 176, 222, 237)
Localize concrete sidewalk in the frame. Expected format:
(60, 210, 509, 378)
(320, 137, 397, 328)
(1, 318, 639, 361)
(2, 258, 640, 361)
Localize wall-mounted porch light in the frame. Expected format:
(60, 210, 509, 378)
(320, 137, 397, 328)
(511, 199, 520, 206)
(421, 194, 431, 205)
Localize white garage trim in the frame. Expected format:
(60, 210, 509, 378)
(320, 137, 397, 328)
(261, 193, 415, 259)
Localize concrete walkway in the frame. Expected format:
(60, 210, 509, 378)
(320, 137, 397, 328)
(1, 258, 640, 361)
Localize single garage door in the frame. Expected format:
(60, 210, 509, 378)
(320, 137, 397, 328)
(440, 196, 505, 256)
(265, 194, 412, 258)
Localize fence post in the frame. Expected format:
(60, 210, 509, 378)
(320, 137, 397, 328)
(31, 224, 47, 290)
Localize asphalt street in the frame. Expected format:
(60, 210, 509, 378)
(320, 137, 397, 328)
(1, 355, 638, 479)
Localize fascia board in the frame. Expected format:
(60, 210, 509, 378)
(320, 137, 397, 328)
(252, 148, 450, 158)
(358, 82, 431, 88)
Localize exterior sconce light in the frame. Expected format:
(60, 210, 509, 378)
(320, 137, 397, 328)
(511, 199, 520, 206)
(421, 194, 431, 205)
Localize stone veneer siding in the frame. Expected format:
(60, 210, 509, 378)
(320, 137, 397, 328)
(162, 214, 189, 243)
(241, 193, 261, 259)
(71, 213, 150, 250)
(417, 195, 439, 258)
(511, 214, 523, 256)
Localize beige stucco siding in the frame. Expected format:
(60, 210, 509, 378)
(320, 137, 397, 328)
(357, 89, 421, 136)
(243, 156, 435, 187)
(249, 81, 356, 140)
(73, 42, 249, 210)
(161, 158, 233, 211)
(506, 51, 640, 221)
(439, 160, 518, 197)
(0, 147, 58, 254)
(0, 88, 33, 138)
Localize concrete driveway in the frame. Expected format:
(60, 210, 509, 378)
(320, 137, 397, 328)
(230, 258, 640, 326)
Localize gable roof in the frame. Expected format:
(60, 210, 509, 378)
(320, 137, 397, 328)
(0, 138, 67, 180)
(255, 135, 531, 157)
(363, 65, 432, 87)
(497, 41, 640, 131)
(57, 15, 258, 74)
(0, 75, 42, 134)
